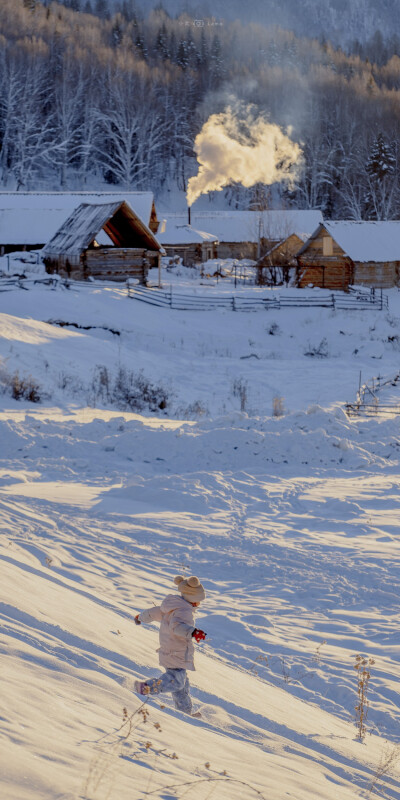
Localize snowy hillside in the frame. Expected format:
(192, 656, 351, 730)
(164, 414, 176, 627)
(1, 269, 400, 800)
(129, 0, 400, 41)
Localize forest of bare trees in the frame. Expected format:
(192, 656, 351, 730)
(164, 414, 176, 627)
(1, 0, 400, 218)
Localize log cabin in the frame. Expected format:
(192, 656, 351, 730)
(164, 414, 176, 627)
(43, 201, 163, 283)
(157, 222, 218, 266)
(296, 221, 400, 290)
(161, 210, 323, 261)
(0, 192, 159, 255)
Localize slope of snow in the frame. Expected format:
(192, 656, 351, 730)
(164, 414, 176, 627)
(1, 271, 400, 800)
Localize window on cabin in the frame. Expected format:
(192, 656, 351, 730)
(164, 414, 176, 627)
(323, 236, 333, 256)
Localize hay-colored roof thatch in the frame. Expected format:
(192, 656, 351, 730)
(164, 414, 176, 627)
(43, 201, 162, 258)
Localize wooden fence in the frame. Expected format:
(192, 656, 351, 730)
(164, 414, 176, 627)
(127, 284, 389, 312)
(346, 371, 400, 416)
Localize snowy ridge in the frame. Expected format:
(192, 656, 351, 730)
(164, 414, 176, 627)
(1, 272, 400, 799)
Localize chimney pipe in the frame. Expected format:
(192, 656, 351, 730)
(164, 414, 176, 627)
(188, 205, 191, 226)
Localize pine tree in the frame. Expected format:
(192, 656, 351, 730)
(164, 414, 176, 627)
(111, 15, 124, 47)
(364, 133, 397, 219)
(155, 23, 169, 61)
(210, 34, 224, 83)
(366, 133, 396, 183)
(134, 29, 148, 60)
(176, 39, 189, 70)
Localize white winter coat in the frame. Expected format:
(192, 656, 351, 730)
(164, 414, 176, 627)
(139, 594, 197, 670)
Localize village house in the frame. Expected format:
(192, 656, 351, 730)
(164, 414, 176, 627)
(0, 192, 159, 255)
(296, 221, 400, 290)
(256, 232, 309, 285)
(157, 221, 218, 266)
(161, 210, 323, 262)
(43, 201, 163, 283)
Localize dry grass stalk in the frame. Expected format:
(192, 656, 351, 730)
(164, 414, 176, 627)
(354, 655, 375, 741)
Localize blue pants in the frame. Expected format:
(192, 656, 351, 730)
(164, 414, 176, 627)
(144, 668, 192, 714)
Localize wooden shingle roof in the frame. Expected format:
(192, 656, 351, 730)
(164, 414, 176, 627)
(43, 201, 162, 257)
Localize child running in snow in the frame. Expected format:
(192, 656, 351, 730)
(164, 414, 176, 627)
(134, 575, 207, 717)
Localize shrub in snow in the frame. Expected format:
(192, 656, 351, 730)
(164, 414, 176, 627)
(272, 396, 285, 417)
(232, 377, 248, 412)
(180, 400, 209, 419)
(268, 322, 280, 336)
(89, 365, 170, 413)
(0, 368, 42, 402)
(304, 338, 329, 358)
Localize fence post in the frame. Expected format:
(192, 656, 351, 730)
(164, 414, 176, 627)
(170, 284, 172, 308)
(232, 296, 236, 311)
(331, 293, 335, 309)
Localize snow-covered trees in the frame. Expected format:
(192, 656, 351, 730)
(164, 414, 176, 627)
(1, 0, 400, 216)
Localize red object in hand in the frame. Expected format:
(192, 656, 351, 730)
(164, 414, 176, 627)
(134, 614, 141, 625)
(192, 628, 206, 642)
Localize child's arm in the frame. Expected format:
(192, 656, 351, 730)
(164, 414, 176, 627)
(169, 614, 196, 640)
(136, 606, 163, 625)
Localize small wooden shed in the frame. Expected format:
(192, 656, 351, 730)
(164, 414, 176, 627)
(256, 232, 308, 285)
(296, 221, 400, 290)
(158, 222, 218, 266)
(43, 201, 163, 283)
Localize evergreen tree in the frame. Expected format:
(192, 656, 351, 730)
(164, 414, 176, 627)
(366, 133, 396, 182)
(155, 23, 169, 61)
(210, 34, 224, 84)
(364, 133, 397, 219)
(111, 15, 124, 47)
(134, 29, 148, 60)
(176, 39, 189, 70)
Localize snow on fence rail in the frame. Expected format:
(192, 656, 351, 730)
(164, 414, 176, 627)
(127, 284, 389, 312)
(0, 275, 63, 292)
(346, 371, 400, 416)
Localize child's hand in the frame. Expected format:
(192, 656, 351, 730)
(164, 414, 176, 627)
(134, 614, 141, 625)
(192, 628, 206, 642)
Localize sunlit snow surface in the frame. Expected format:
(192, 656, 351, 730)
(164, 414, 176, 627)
(1, 270, 400, 800)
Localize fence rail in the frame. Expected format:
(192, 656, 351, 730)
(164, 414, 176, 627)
(127, 284, 389, 312)
(346, 371, 400, 416)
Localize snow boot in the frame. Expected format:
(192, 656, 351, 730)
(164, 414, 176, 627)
(134, 680, 149, 695)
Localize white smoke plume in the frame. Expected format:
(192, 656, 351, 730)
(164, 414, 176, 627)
(187, 103, 304, 207)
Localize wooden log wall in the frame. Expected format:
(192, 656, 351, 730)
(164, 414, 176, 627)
(354, 261, 400, 288)
(216, 242, 257, 260)
(45, 248, 160, 283)
(296, 259, 353, 290)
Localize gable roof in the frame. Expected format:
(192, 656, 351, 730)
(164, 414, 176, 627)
(43, 201, 162, 257)
(161, 210, 323, 244)
(158, 222, 218, 245)
(260, 231, 309, 260)
(0, 192, 156, 245)
(298, 220, 400, 263)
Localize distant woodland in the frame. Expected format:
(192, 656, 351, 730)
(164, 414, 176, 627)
(2, 0, 400, 218)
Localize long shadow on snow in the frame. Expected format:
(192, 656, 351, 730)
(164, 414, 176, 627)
(0, 602, 144, 683)
(0, 553, 137, 622)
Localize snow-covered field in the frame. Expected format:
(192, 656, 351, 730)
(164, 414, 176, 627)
(1, 267, 400, 800)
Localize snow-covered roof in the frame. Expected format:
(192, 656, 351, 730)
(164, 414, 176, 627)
(158, 222, 218, 245)
(297, 220, 400, 263)
(0, 192, 155, 245)
(162, 210, 323, 244)
(320, 221, 400, 263)
(43, 201, 161, 257)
